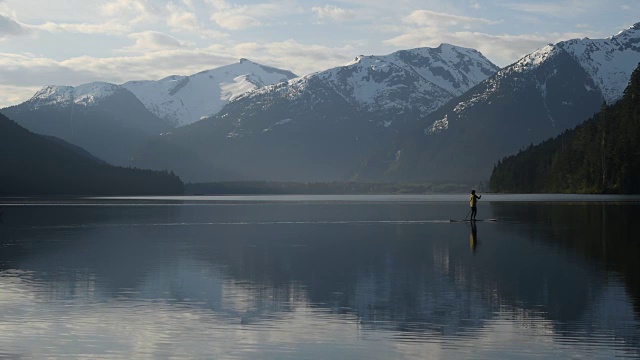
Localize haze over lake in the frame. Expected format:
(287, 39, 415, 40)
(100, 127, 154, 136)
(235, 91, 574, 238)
(0, 195, 638, 359)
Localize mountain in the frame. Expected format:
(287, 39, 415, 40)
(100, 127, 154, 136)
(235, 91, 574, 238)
(369, 23, 640, 183)
(2, 60, 296, 167)
(2, 82, 173, 166)
(0, 112, 184, 196)
(489, 62, 640, 193)
(132, 44, 499, 182)
(122, 59, 297, 127)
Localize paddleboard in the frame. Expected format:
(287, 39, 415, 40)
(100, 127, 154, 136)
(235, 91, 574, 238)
(449, 219, 497, 222)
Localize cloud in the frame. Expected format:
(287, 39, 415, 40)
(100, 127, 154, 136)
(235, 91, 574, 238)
(35, 20, 130, 35)
(211, 12, 261, 30)
(311, 5, 355, 22)
(211, 40, 354, 76)
(119, 31, 193, 53)
(506, 1, 590, 17)
(166, 3, 227, 38)
(0, 10, 130, 37)
(383, 9, 596, 67)
(0, 52, 94, 87)
(0, 84, 40, 106)
(2, 1, 224, 38)
(0, 39, 353, 107)
(0, 13, 30, 38)
(207, 0, 303, 30)
(217, 39, 354, 75)
(100, 0, 164, 24)
(384, 26, 596, 67)
(402, 10, 500, 28)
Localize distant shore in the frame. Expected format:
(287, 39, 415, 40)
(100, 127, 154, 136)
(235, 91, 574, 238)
(185, 181, 479, 195)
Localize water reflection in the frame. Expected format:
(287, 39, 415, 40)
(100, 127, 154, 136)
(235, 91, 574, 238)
(0, 199, 638, 359)
(470, 221, 478, 253)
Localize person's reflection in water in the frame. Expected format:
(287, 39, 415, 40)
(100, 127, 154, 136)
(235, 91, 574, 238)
(470, 221, 478, 253)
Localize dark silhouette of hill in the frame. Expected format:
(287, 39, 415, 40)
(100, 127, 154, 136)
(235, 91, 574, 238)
(490, 63, 640, 193)
(0, 112, 184, 196)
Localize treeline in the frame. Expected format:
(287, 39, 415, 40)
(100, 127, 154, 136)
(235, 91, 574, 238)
(0, 113, 184, 196)
(490, 63, 640, 193)
(186, 181, 472, 195)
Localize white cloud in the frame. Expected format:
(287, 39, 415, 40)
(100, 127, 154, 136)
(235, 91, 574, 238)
(0, 10, 130, 37)
(0, 39, 353, 107)
(385, 28, 548, 66)
(0, 52, 89, 86)
(0, 84, 40, 106)
(2, 1, 224, 38)
(166, 3, 227, 38)
(402, 10, 500, 28)
(207, 0, 303, 30)
(217, 39, 354, 75)
(506, 1, 590, 17)
(384, 25, 597, 67)
(35, 20, 131, 35)
(0, 13, 30, 38)
(311, 5, 355, 22)
(119, 31, 193, 53)
(100, 0, 165, 24)
(382, 8, 600, 67)
(211, 12, 261, 30)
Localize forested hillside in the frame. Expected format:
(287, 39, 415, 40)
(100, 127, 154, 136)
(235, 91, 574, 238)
(490, 63, 640, 193)
(0, 113, 184, 196)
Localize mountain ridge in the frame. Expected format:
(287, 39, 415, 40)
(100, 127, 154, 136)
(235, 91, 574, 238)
(132, 44, 500, 182)
(2, 83, 172, 166)
(122, 59, 297, 126)
(371, 23, 640, 183)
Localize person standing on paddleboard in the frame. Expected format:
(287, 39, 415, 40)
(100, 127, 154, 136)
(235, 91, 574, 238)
(470, 190, 481, 221)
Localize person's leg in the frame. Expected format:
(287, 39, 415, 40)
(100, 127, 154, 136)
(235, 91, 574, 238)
(471, 207, 477, 220)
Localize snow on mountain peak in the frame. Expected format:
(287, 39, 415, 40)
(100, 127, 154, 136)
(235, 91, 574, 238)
(230, 45, 499, 128)
(497, 24, 640, 105)
(122, 60, 297, 127)
(511, 45, 560, 72)
(387, 44, 500, 96)
(29, 82, 121, 108)
(345, 55, 364, 66)
(559, 25, 640, 103)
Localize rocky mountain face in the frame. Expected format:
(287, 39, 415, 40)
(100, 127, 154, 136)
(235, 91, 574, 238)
(132, 45, 500, 182)
(2, 82, 172, 166)
(364, 23, 640, 183)
(122, 59, 297, 127)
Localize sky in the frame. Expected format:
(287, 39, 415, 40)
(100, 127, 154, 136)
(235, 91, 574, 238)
(0, 0, 638, 107)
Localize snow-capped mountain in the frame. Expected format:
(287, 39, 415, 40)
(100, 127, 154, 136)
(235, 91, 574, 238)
(122, 59, 297, 127)
(230, 44, 498, 129)
(372, 23, 640, 183)
(559, 23, 640, 104)
(131, 45, 499, 182)
(27, 82, 123, 108)
(2, 59, 296, 166)
(2, 82, 172, 166)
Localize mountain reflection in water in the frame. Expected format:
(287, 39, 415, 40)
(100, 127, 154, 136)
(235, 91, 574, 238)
(0, 197, 638, 359)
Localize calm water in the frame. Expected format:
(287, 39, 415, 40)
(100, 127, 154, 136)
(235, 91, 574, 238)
(0, 195, 638, 359)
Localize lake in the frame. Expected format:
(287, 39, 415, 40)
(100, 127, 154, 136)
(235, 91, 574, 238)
(0, 195, 638, 359)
